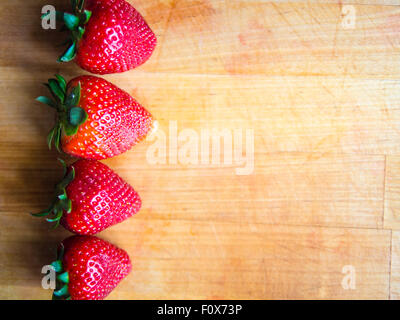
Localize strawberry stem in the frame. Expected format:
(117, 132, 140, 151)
(36, 74, 88, 152)
(53, 285, 69, 297)
(57, 272, 69, 284)
(51, 260, 63, 273)
(43, 0, 92, 62)
(31, 159, 75, 227)
(50, 244, 71, 300)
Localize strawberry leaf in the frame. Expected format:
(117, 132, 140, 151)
(63, 122, 79, 136)
(51, 260, 63, 273)
(58, 167, 75, 189)
(68, 106, 87, 127)
(57, 243, 65, 261)
(50, 253, 70, 300)
(77, 0, 85, 11)
(63, 13, 80, 31)
(53, 284, 68, 297)
(48, 79, 65, 103)
(36, 96, 56, 108)
(31, 159, 74, 231)
(58, 200, 71, 215)
(31, 210, 52, 217)
(58, 42, 77, 63)
(65, 199, 72, 213)
(72, 26, 85, 40)
(31, 201, 55, 217)
(58, 158, 67, 176)
(81, 10, 92, 24)
(55, 74, 67, 92)
(54, 123, 62, 153)
(46, 209, 63, 223)
(57, 272, 69, 284)
(46, 125, 57, 150)
(65, 82, 81, 107)
(53, 0, 91, 65)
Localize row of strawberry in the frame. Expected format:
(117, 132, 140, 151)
(32, 0, 158, 300)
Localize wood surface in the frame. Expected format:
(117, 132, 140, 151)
(1, 0, 400, 299)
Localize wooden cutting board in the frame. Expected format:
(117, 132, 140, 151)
(1, 0, 400, 299)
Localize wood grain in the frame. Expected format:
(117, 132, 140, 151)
(391, 231, 400, 299)
(108, 72, 400, 155)
(3, 73, 400, 155)
(0, 217, 391, 300)
(157, 1, 400, 78)
(0, 0, 399, 300)
(385, 156, 400, 229)
(103, 221, 391, 300)
(0, 148, 385, 229)
(0, 0, 173, 73)
(110, 152, 386, 229)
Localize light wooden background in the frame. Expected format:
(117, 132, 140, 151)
(1, 0, 400, 299)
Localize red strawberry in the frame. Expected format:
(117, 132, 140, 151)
(33, 159, 141, 235)
(36, 74, 154, 160)
(51, 235, 131, 300)
(47, 0, 157, 74)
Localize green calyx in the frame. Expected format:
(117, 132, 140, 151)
(31, 159, 75, 228)
(41, 0, 92, 62)
(51, 244, 71, 300)
(36, 74, 87, 152)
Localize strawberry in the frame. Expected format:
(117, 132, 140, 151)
(51, 235, 131, 300)
(45, 0, 157, 74)
(33, 159, 141, 235)
(36, 74, 154, 159)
